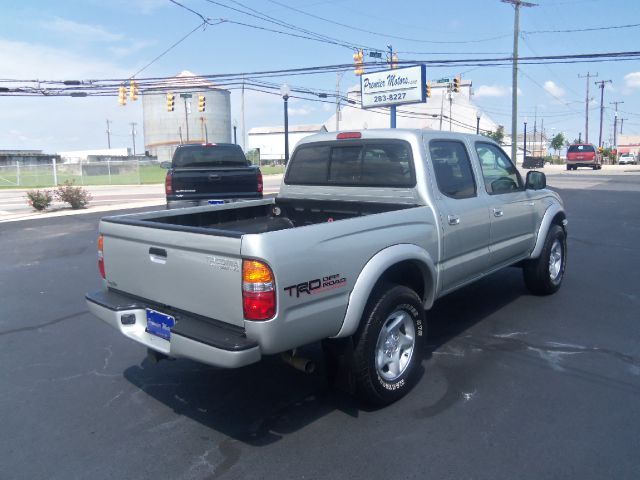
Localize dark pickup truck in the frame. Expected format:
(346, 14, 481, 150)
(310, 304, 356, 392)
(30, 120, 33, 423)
(162, 143, 263, 208)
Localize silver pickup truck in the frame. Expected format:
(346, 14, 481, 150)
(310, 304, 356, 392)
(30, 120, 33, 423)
(86, 129, 567, 406)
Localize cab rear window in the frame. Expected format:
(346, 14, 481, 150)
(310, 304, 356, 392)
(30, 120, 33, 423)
(285, 140, 415, 187)
(172, 145, 247, 168)
(567, 145, 595, 153)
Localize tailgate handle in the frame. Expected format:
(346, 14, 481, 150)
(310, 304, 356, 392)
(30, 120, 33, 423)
(149, 247, 167, 264)
(208, 174, 221, 181)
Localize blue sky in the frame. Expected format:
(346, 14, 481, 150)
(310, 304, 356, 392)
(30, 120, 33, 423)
(1, 0, 639, 153)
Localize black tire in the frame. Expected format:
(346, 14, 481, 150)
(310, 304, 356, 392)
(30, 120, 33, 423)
(350, 284, 425, 406)
(566, 165, 571, 171)
(523, 224, 567, 295)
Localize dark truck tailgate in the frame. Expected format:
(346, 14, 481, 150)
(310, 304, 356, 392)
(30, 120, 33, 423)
(170, 166, 262, 200)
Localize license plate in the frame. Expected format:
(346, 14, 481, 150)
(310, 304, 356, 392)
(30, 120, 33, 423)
(208, 199, 225, 205)
(146, 308, 175, 340)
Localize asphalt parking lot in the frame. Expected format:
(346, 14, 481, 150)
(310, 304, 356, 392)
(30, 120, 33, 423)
(1, 170, 639, 479)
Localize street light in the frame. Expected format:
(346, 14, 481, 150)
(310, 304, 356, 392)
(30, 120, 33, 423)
(523, 118, 528, 159)
(281, 83, 290, 164)
(476, 111, 482, 135)
(233, 119, 238, 145)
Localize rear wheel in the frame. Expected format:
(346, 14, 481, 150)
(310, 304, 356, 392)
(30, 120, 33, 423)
(523, 224, 567, 295)
(350, 284, 425, 406)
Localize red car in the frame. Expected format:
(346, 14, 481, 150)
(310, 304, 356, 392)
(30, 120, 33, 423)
(566, 144, 602, 170)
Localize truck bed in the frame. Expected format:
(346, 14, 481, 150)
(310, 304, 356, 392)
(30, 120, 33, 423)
(103, 198, 416, 237)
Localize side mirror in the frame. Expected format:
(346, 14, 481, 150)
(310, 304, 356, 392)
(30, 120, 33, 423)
(525, 170, 546, 190)
(160, 161, 171, 169)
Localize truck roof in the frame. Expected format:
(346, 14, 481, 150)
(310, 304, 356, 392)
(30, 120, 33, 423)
(296, 128, 496, 148)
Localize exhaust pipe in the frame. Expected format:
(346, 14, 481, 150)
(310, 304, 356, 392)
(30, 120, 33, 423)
(281, 350, 315, 374)
(147, 348, 169, 364)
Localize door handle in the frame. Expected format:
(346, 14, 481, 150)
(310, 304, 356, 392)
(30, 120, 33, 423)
(149, 247, 167, 264)
(448, 214, 460, 226)
(493, 208, 504, 217)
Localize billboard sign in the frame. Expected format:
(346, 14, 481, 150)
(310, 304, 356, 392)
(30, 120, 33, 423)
(360, 65, 426, 109)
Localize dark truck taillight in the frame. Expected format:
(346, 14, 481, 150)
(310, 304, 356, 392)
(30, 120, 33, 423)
(164, 170, 173, 196)
(98, 234, 105, 279)
(242, 260, 275, 320)
(257, 170, 263, 193)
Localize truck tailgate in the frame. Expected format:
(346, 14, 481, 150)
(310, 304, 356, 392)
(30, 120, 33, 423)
(100, 220, 245, 327)
(171, 167, 259, 198)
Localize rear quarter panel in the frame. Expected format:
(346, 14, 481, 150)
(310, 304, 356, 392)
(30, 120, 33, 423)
(241, 205, 438, 354)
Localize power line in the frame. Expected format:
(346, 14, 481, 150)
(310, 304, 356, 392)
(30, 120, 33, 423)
(3, 50, 640, 97)
(523, 22, 640, 35)
(267, 0, 512, 44)
(129, 20, 219, 79)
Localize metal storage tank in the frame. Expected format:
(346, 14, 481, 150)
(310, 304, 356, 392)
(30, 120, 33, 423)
(142, 70, 231, 163)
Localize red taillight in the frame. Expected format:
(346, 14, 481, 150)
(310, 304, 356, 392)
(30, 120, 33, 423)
(337, 132, 362, 140)
(242, 260, 275, 320)
(165, 170, 173, 196)
(257, 170, 263, 193)
(98, 235, 105, 279)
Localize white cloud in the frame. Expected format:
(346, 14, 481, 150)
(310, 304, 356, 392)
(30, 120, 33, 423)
(475, 85, 508, 98)
(624, 72, 640, 89)
(41, 17, 125, 43)
(0, 38, 131, 79)
(544, 81, 565, 99)
(289, 106, 314, 116)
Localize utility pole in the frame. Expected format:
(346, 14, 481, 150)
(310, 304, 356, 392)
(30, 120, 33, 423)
(130, 122, 137, 156)
(241, 78, 246, 150)
(180, 93, 193, 142)
(595, 80, 612, 148)
(610, 100, 624, 156)
(439, 87, 445, 131)
(335, 71, 345, 131)
(502, 0, 537, 163)
(449, 88, 453, 132)
(540, 118, 544, 156)
(620, 118, 627, 135)
(388, 45, 396, 128)
(578, 72, 597, 143)
(533, 109, 537, 156)
(106, 120, 112, 149)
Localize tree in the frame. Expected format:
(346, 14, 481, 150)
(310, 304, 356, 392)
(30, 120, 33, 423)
(551, 133, 566, 158)
(482, 125, 505, 145)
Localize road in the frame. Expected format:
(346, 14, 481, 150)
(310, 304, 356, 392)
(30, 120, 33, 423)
(1, 172, 639, 479)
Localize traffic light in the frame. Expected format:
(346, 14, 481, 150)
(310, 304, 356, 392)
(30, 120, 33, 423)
(353, 49, 364, 76)
(453, 75, 461, 93)
(198, 95, 206, 112)
(166, 92, 175, 112)
(118, 86, 126, 106)
(426, 81, 432, 98)
(129, 80, 138, 101)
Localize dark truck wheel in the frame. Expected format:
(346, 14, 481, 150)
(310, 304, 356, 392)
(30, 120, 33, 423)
(523, 224, 566, 295)
(350, 284, 425, 406)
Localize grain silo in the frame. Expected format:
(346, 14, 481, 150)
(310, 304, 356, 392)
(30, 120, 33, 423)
(142, 70, 231, 162)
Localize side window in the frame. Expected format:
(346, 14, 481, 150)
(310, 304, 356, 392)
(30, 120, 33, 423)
(475, 142, 523, 195)
(428, 140, 477, 199)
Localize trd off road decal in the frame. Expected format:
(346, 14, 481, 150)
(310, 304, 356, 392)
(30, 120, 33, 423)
(284, 274, 347, 298)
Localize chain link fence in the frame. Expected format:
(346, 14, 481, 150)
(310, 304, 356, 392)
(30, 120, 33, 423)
(0, 160, 166, 187)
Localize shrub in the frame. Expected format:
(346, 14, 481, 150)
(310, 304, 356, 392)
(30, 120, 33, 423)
(55, 180, 92, 209)
(26, 189, 53, 211)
